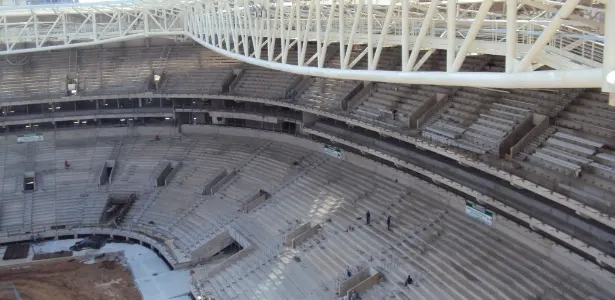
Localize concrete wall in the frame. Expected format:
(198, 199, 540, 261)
(228, 68, 245, 93)
(291, 224, 321, 248)
(510, 114, 549, 158)
(241, 191, 268, 213)
(409, 95, 437, 129)
(344, 82, 373, 111)
(205, 247, 252, 277)
(302, 112, 319, 129)
(415, 93, 449, 128)
(338, 268, 370, 295)
(190, 230, 234, 263)
(499, 113, 534, 157)
(202, 168, 229, 195)
(165, 162, 182, 186)
(345, 272, 382, 297)
(209, 111, 279, 124)
(284, 222, 311, 246)
(0, 227, 178, 268)
(154, 161, 173, 187)
(99, 160, 116, 186)
(210, 169, 237, 195)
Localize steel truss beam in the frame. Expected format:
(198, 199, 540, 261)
(0, 0, 610, 90)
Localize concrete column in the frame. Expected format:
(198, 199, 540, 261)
(139, 98, 143, 108)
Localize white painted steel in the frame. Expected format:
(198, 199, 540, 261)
(0, 0, 610, 89)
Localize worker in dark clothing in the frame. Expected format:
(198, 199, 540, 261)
(155, 135, 160, 141)
(64, 160, 70, 169)
(365, 211, 371, 225)
(346, 266, 352, 278)
(386, 215, 391, 230)
(392, 109, 398, 121)
(404, 274, 414, 286)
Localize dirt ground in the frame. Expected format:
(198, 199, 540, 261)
(0, 258, 142, 300)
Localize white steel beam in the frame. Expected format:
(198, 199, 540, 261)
(406, 0, 439, 71)
(320, 0, 337, 68)
(401, 0, 409, 71)
(506, 0, 517, 73)
(603, 0, 615, 104)
(343, 0, 364, 69)
(413, 49, 437, 71)
(446, 0, 457, 71)
(371, 0, 397, 70)
(367, 0, 373, 69)
(451, 0, 493, 72)
(514, 0, 582, 72)
(188, 32, 602, 89)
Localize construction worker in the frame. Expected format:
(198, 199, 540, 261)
(64, 160, 70, 169)
(155, 134, 160, 141)
(366, 211, 371, 225)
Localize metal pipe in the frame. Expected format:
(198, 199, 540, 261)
(407, 0, 439, 71)
(450, 0, 494, 72)
(189, 32, 602, 89)
(514, 0, 581, 72)
(505, 0, 517, 73)
(446, 0, 456, 71)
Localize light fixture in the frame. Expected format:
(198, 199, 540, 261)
(120, 119, 126, 121)
(25, 125, 31, 128)
(73, 121, 79, 124)
(56, 106, 61, 109)
(165, 117, 170, 120)
(81, 121, 87, 124)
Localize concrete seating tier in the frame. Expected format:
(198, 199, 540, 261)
(521, 125, 615, 203)
(162, 46, 238, 95)
(352, 83, 434, 127)
(0, 51, 68, 100)
(555, 91, 615, 139)
(234, 45, 318, 99)
(0, 130, 611, 300)
(421, 87, 505, 154)
(195, 145, 613, 300)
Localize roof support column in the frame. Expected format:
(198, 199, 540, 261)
(446, 0, 456, 71)
(603, 0, 615, 105)
(505, 0, 517, 73)
(514, 0, 581, 72)
(450, 0, 493, 72)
